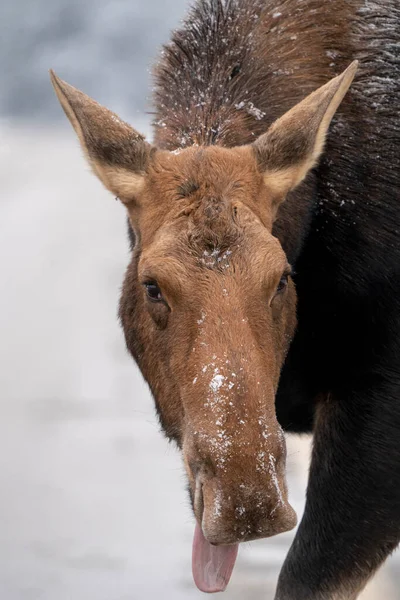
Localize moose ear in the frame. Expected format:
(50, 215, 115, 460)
(253, 61, 358, 199)
(50, 70, 152, 201)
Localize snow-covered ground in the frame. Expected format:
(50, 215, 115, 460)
(0, 124, 398, 599)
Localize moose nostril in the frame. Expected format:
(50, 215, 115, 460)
(195, 478, 204, 519)
(189, 455, 215, 479)
(189, 458, 200, 479)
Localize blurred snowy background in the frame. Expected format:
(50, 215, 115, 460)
(0, 1, 398, 598)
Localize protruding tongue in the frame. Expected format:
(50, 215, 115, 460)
(192, 522, 239, 593)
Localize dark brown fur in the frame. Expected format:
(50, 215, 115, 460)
(153, 0, 358, 150)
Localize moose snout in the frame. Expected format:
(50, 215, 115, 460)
(182, 343, 297, 545)
(197, 474, 297, 545)
(185, 441, 297, 546)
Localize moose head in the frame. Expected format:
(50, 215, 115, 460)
(51, 61, 357, 593)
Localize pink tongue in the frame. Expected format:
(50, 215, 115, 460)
(192, 523, 239, 593)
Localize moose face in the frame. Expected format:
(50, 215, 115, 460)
(50, 61, 357, 592)
(119, 145, 298, 543)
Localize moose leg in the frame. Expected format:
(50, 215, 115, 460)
(275, 386, 400, 600)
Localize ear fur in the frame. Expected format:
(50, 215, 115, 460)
(253, 61, 358, 198)
(50, 70, 152, 200)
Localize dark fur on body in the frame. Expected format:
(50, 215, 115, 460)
(150, 1, 400, 598)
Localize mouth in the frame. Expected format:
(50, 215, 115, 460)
(190, 475, 296, 593)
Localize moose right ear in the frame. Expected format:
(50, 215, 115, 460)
(50, 70, 152, 202)
(252, 61, 358, 202)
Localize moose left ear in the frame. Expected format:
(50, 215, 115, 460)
(50, 70, 152, 201)
(253, 61, 358, 199)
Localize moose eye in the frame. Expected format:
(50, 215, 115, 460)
(276, 274, 289, 294)
(144, 281, 163, 302)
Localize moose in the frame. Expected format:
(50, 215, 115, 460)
(50, 0, 400, 598)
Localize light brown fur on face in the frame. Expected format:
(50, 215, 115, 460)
(126, 146, 298, 541)
(50, 61, 356, 545)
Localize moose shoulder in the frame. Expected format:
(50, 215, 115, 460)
(50, 0, 400, 598)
